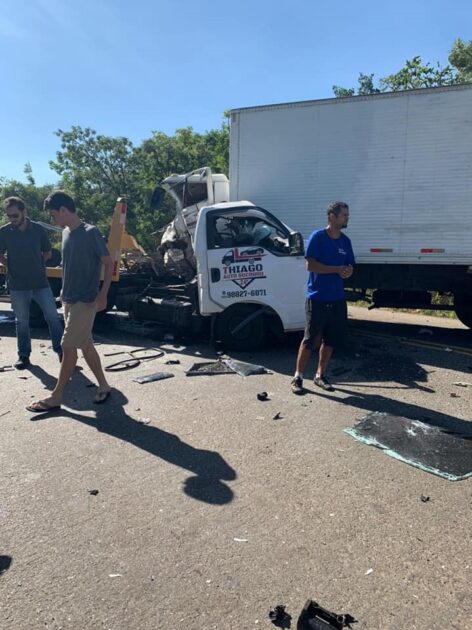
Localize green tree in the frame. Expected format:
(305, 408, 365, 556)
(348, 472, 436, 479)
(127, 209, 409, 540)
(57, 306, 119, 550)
(0, 164, 54, 223)
(333, 39, 472, 97)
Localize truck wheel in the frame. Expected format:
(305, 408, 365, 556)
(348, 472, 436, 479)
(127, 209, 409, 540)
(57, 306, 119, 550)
(454, 293, 472, 329)
(216, 304, 266, 351)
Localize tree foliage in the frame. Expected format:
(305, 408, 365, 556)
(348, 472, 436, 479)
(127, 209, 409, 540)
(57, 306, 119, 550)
(333, 38, 472, 97)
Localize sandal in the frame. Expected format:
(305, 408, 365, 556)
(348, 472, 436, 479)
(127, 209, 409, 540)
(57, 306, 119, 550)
(26, 400, 61, 413)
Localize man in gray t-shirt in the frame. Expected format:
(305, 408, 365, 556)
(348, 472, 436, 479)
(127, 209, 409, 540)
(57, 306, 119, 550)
(0, 196, 63, 369)
(28, 191, 114, 413)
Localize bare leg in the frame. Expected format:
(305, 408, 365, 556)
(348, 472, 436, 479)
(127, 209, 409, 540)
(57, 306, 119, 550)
(316, 343, 333, 378)
(82, 341, 110, 393)
(30, 346, 77, 408)
(295, 335, 321, 375)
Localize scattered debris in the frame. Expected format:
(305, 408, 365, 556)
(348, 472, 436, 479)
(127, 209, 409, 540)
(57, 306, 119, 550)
(233, 537, 248, 543)
(257, 392, 269, 401)
(133, 372, 174, 384)
(269, 604, 291, 628)
(0, 410, 11, 418)
(420, 495, 430, 503)
(137, 417, 151, 425)
(297, 599, 356, 630)
(345, 412, 472, 481)
(186, 359, 234, 376)
(450, 393, 460, 398)
(88, 490, 99, 496)
(224, 358, 269, 377)
(272, 412, 283, 420)
(418, 328, 434, 335)
(365, 568, 373, 575)
(165, 359, 181, 365)
(0, 556, 12, 575)
(0, 366, 13, 372)
(108, 573, 122, 578)
(453, 381, 472, 387)
(105, 348, 165, 372)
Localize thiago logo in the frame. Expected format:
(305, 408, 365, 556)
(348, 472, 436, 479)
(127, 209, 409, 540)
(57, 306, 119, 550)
(222, 248, 266, 289)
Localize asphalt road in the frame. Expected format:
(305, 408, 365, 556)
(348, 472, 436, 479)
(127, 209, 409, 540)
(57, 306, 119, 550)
(0, 305, 471, 629)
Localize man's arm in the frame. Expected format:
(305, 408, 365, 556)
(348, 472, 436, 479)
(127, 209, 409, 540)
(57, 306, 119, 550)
(306, 257, 349, 277)
(95, 255, 114, 312)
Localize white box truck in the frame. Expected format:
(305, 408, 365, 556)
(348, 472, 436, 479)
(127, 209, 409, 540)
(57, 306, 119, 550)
(229, 84, 472, 328)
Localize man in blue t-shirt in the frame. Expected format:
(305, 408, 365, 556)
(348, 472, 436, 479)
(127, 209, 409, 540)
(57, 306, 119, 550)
(291, 201, 355, 394)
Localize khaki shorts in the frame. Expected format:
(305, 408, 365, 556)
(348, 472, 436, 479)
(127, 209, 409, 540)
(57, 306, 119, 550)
(62, 301, 97, 349)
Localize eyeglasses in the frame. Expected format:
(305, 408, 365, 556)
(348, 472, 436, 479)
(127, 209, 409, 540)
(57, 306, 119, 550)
(6, 213, 20, 219)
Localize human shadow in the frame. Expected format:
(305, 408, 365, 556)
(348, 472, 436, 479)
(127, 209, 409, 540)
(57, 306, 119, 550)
(316, 386, 472, 436)
(0, 555, 12, 575)
(27, 364, 59, 390)
(30, 389, 236, 505)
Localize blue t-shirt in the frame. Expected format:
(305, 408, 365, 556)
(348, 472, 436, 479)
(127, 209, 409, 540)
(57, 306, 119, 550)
(305, 229, 355, 302)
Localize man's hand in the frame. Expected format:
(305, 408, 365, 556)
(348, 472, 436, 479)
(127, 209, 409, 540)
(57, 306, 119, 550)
(338, 265, 354, 279)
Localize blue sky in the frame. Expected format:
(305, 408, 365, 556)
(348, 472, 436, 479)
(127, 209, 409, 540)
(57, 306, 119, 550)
(0, 0, 470, 184)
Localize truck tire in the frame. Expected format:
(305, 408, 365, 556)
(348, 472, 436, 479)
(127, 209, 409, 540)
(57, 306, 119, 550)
(216, 304, 266, 351)
(454, 293, 472, 329)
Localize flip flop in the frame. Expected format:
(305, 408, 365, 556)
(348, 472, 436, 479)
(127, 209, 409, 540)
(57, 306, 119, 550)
(93, 390, 111, 405)
(26, 400, 61, 413)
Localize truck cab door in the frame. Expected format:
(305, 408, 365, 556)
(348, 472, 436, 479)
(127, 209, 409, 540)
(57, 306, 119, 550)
(202, 206, 306, 331)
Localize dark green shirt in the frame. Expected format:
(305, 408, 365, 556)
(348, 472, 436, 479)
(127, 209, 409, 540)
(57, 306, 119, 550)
(0, 220, 51, 290)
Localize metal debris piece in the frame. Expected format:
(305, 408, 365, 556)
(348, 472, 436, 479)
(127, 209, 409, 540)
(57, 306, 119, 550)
(133, 372, 174, 384)
(88, 490, 99, 496)
(297, 599, 356, 630)
(137, 417, 151, 425)
(233, 537, 248, 543)
(269, 604, 292, 628)
(223, 358, 269, 377)
(186, 359, 234, 376)
(257, 392, 269, 401)
(165, 359, 181, 365)
(272, 412, 283, 420)
(420, 495, 430, 503)
(453, 381, 472, 387)
(450, 393, 460, 398)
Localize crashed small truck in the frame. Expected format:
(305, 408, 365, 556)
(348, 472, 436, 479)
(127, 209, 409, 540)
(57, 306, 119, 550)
(0, 168, 306, 349)
(116, 167, 307, 350)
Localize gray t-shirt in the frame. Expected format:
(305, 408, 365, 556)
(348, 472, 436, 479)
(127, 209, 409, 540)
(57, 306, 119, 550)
(0, 219, 51, 290)
(61, 222, 109, 304)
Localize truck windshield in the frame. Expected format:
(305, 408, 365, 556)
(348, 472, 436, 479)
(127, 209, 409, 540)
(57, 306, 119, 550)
(207, 208, 291, 255)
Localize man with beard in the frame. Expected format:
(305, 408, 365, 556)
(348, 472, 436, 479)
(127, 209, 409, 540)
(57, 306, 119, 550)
(0, 196, 63, 368)
(291, 201, 355, 395)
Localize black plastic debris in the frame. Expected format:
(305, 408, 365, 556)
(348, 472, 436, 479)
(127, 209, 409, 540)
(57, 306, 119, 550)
(257, 392, 269, 401)
(132, 372, 174, 384)
(420, 495, 430, 503)
(0, 555, 12, 575)
(269, 604, 292, 628)
(88, 489, 99, 496)
(272, 412, 283, 420)
(186, 359, 234, 376)
(297, 600, 356, 630)
(345, 412, 472, 481)
(165, 359, 181, 365)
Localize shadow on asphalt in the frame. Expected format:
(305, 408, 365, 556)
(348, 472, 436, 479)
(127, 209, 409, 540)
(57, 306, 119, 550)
(28, 382, 237, 506)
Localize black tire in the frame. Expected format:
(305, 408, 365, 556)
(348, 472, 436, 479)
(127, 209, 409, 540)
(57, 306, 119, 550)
(216, 304, 266, 351)
(454, 293, 472, 329)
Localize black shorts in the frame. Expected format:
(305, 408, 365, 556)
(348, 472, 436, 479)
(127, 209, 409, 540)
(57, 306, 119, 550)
(302, 299, 348, 349)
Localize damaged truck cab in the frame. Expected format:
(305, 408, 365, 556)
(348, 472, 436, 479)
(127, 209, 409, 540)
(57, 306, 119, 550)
(131, 168, 306, 349)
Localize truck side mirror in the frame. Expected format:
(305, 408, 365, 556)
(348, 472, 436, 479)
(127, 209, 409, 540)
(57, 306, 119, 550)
(289, 231, 304, 256)
(150, 187, 166, 211)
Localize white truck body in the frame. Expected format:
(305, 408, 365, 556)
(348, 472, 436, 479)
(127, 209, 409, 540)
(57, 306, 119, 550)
(229, 84, 472, 266)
